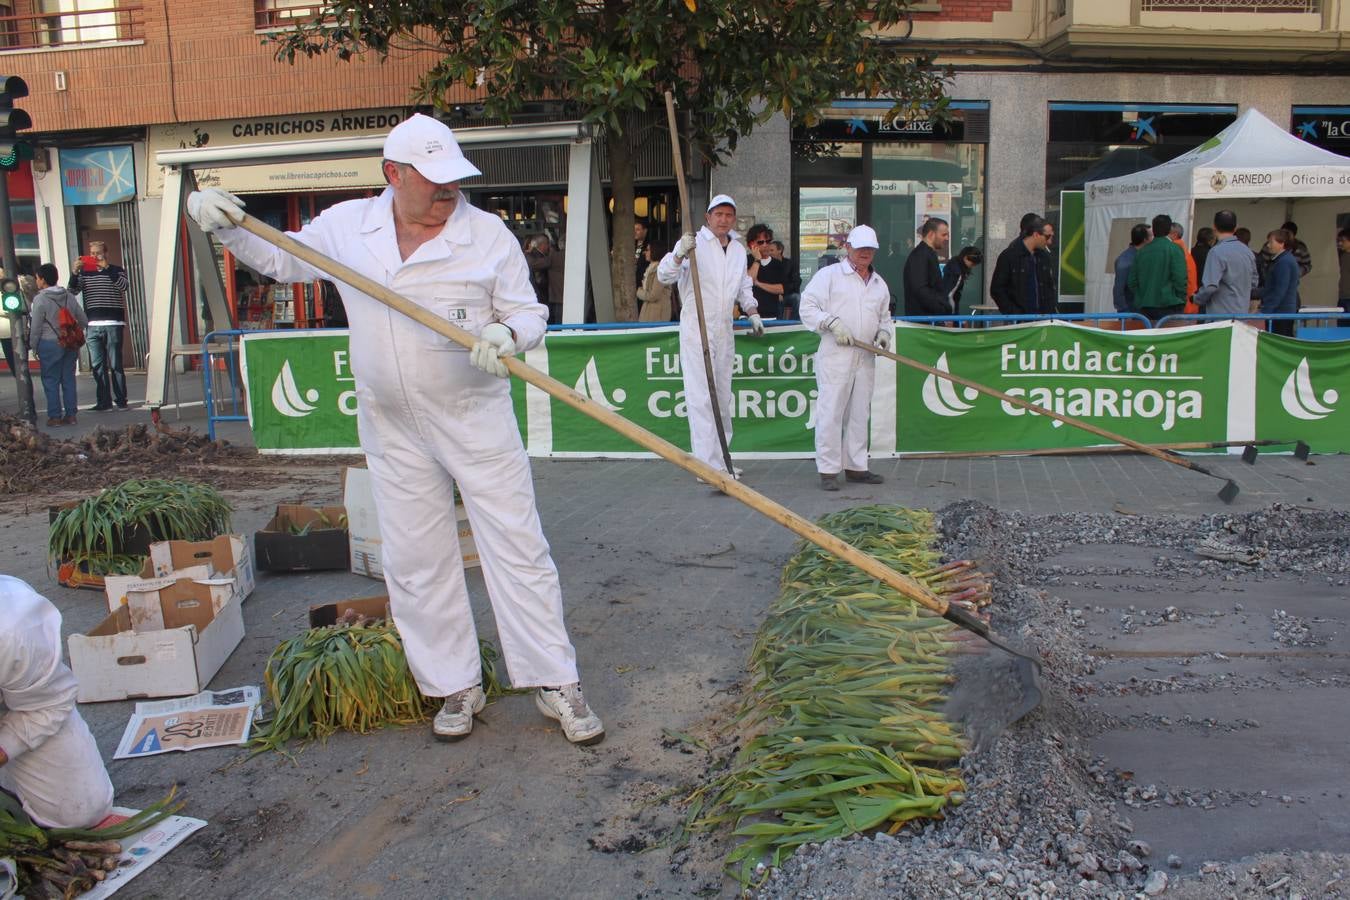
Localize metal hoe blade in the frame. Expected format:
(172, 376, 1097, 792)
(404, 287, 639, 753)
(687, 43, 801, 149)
(1241, 444, 1259, 465)
(1217, 479, 1240, 504)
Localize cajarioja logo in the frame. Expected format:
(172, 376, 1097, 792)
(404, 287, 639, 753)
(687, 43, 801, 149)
(922, 353, 979, 416)
(1281, 357, 1338, 421)
(271, 360, 319, 417)
(573, 356, 626, 411)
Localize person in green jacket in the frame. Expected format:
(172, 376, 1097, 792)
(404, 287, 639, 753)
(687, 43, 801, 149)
(1127, 214, 1188, 323)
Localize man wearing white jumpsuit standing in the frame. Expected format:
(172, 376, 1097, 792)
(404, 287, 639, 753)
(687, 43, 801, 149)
(799, 225, 893, 491)
(186, 115, 602, 745)
(657, 195, 764, 477)
(1, 575, 115, 828)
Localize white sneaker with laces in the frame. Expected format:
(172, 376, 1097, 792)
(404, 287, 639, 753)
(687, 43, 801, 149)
(433, 684, 486, 742)
(535, 683, 605, 745)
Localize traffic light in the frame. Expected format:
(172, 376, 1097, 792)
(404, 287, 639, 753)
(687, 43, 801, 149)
(0, 75, 31, 172)
(1, 277, 23, 314)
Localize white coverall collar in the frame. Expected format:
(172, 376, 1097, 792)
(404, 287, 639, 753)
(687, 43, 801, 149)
(360, 188, 475, 271)
(698, 224, 741, 247)
(842, 258, 874, 283)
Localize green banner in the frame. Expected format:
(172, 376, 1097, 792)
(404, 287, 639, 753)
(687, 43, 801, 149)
(1253, 331, 1350, 450)
(240, 331, 360, 453)
(537, 326, 820, 455)
(1059, 190, 1085, 298)
(895, 323, 1231, 451)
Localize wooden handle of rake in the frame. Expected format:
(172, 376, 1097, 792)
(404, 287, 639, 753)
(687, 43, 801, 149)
(663, 90, 735, 476)
(230, 213, 993, 639)
(854, 338, 1228, 480)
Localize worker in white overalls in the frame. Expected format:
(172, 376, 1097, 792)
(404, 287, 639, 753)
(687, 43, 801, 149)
(657, 194, 764, 477)
(1, 575, 115, 828)
(799, 224, 893, 491)
(186, 115, 603, 745)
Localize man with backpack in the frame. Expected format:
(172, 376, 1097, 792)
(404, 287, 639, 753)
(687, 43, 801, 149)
(29, 263, 87, 426)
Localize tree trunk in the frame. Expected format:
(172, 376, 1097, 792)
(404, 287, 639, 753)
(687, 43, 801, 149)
(607, 117, 639, 322)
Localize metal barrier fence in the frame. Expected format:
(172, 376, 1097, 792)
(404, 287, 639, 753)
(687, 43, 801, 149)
(1154, 311, 1350, 339)
(202, 330, 249, 441)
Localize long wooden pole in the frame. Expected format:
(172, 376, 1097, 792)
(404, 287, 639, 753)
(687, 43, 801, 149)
(662, 91, 736, 476)
(854, 338, 1239, 500)
(229, 212, 1018, 647)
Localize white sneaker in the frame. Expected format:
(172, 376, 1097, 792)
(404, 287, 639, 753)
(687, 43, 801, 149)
(535, 683, 605, 745)
(433, 684, 486, 742)
(696, 466, 743, 485)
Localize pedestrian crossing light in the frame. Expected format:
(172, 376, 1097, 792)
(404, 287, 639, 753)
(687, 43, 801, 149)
(1, 278, 23, 314)
(0, 75, 31, 172)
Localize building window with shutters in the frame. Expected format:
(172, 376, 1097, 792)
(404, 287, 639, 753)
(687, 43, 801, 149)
(254, 0, 330, 30)
(790, 100, 989, 312)
(0, 0, 142, 50)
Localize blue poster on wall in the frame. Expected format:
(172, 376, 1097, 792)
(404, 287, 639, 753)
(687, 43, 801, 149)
(60, 145, 136, 205)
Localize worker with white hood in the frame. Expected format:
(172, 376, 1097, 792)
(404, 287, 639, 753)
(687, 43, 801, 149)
(185, 114, 603, 746)
(657, 195, 763, 477)
(799, 224, 893, 491)
(1, 575, 115, 829)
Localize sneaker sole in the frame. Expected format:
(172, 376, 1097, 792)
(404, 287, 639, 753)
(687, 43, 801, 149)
(534, 694, 605, 746)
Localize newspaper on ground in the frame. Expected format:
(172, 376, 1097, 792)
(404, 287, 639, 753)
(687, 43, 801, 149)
(80, 806, 206, 899)
(114, 685, 261, 759)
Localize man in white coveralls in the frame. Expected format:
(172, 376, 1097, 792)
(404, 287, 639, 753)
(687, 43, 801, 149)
(1, 575, 115, 828)
(186, 114, 603, 745)
(799, 224, 893, 492)
(657, 194, 764, 477)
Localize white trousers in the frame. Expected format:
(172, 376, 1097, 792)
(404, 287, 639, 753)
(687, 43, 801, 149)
(358, 373, 580, 698)
(814, 352, 876, 475)
(0, 710, 113, 829)
(680, 331, 735, 472)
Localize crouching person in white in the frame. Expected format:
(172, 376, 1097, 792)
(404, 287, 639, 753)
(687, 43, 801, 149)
(185, 114, 602, 746)
(1, 575, 114, 828)
(799, 225, 893, 492)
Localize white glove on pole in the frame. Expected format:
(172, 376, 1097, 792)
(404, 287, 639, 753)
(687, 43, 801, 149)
(186, 188, 245, 233)
(470, 322, 516, 378)
(747, 314, 764, 337)
(674, 233, 697, 259)
(827, 317, 853, 346)
(874, 327, 891, 351)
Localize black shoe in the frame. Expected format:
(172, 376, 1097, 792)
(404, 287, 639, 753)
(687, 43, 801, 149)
(845, 470, 884, 484)
(91, 404, 113, 412)
(819, 473, 840, 492)
(115, 402, 129, 409)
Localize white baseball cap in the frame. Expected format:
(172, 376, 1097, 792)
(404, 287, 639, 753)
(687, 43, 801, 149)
(706, 194, 737, 212)
(846, 225, 879, 249)
(383, 113, 482, 185)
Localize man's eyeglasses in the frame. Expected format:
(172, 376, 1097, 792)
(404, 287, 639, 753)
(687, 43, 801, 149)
(752, 239, 770, 245)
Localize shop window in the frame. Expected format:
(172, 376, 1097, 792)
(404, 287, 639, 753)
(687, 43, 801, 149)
(1290, 106, 1350, 154)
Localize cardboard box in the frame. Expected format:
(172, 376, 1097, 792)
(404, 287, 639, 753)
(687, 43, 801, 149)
(307, 595, 392, 629)
(103, 536, 255, 615)
(68, 592, 246, 703)
(343, 467, 478, 581)
(254, 505, 350, 572)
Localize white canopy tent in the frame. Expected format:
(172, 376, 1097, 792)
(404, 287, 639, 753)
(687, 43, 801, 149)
(1084, 109, 1350, 313)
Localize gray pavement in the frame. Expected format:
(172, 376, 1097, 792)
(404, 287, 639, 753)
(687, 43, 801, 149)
(2, 367, 1347, 897)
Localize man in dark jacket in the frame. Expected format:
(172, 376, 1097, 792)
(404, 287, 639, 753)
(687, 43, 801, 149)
(902, 218, 950, 316)
(990, 215, 1054, 315)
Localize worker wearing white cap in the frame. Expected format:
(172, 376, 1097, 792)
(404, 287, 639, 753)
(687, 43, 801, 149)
(799, 224, 893, 490)
(184, 113, 604, 746)
(1, 575, 114, 829)
(656, 194, 763, 476)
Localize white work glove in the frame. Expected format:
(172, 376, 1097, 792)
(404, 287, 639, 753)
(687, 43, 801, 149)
(186, 188, 245, 233)
(470, 322, 516, 378)
(826, 317, 853, 346)
(747, 314, 764, 337)
(674, 233, 697, 259)
(874, 327, 891, 351)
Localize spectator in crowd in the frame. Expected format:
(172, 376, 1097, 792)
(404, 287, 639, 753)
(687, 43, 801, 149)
(29, 264, 87, 427)
(1254, 228, 1301, 337)
(1113, 223, 1151, 314)
(1127, 214, 1187, 323)
(770, 241, 800, 318)
(1236, 226, 1262, 298)
(1194, 209, 1257, 321)
(1191, 226, 1217, 282)
(942, 246, 983, 316)
(633, 219, 651, 290)
(902, 217, 951, 317)
(1338, 227, 1349, 327)
(0, 269, 12, 379)
(68, 241, 129, 411)
(747, 225, 788, 318)
(0, 575, 115, 829)
(637, 241, 672, 322)
(525, 233, 566, 324)
(1168, 223, 1198, 307)
(991, 215, 1055, 315)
